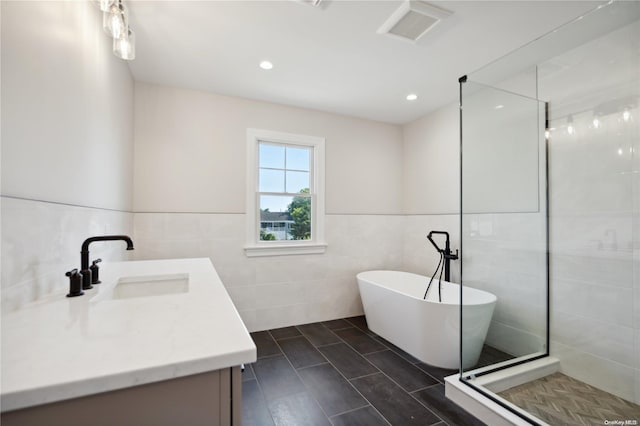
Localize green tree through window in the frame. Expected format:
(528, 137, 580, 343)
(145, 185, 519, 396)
(260, 230, 276, 240)
(287, 188, 311, 240)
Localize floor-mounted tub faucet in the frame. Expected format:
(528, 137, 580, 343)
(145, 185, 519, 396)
(427, 231, 458, 282)
(80, 235, 134, 290)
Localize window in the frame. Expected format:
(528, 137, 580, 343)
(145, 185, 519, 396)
(245, 129, 326, 257)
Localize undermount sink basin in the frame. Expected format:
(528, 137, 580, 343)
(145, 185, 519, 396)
(94, 273, 189, 301)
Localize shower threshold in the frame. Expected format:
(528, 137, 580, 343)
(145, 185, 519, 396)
(447, 356, 640, 426)
(445, 356, 559, 425)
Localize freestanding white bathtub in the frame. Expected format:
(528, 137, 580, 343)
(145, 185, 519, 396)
(357, 270, 496, 369)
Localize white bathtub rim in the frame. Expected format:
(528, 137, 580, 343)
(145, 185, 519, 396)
(357, 270, 497, 307)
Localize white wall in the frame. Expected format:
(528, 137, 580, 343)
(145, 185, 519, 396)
(1, 1, 134, 211)
(403, 103, 459, 215)
(401, 103, 461, 286)
(134, 82, 403, 214)
(1, 1, 134, 310)
(132, 82, 404, 330)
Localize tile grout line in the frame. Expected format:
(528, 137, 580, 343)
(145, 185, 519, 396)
(296, 361, 330, 372)
(271, 333, 303, 342)
(327, 403, 374, 419)
(312, 321, 392, 426)
(413, 363, 449, 385)
(410, 383, 442, 394)
(246, 363, 275, 426)
(405, 384, 447, 424)
(351, 363, 445, 425)
(268, 329, 336, 425)
(353, 338, 447, 425)
(372, 336, 422, 364)
(360, 348, 390, 356)
(257, 320, 449, 426)
(255, 351, 284, 361)
(314, 340, 349, 350)
(347, 371, 381, 381)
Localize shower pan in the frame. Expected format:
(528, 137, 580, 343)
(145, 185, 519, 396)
(451, 1, 640, 424)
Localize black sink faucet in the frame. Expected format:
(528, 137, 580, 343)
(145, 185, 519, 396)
(80, 235, 134, 289)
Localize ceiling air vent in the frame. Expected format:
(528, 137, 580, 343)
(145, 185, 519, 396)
(378, 1, 452, 42)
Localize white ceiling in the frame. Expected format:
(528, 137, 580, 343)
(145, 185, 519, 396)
(127, 0, 600, 124)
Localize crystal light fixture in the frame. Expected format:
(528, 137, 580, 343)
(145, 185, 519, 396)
(113, 28, 135, 61)
(103, 0, 127, 40)
(98, 0, 136, 61)
(99, 0, 114, 12)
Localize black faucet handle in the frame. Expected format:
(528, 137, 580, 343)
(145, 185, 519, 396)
(66, 269, 84, 297)
(90, 258, 102, 284)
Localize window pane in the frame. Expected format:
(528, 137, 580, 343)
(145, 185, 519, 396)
(259, 195, 312, 241)
(286, 146, 310, 171)
(259, 143, 285, 169)
(259, 169, 284, 192)
(286, 171, 310, 194)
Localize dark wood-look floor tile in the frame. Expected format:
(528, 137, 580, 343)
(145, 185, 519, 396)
(242, 379, 275, 426)
(330, 406, 388, 426)
(317, 343, 379, 379)
(365, 350, 438, 392)
(251, 331, 282, 358)
(322, 319, 352, 330)
(297, 323, 341, 346)
(242, 363, 256, 382)
(474, 345, 514, 369)
(278, 336, 327, 369)
(297, 363, 368, 416)
(334, 327, 386, 355)
(412, 385, 486, 426)
(374, 336, 421, 364)
(253, 355, 306, 401)
(351, 373, 441, 425)
(345, 316, 375, 335)
(270, 326, 302, 341)
(414, 363, 457, 384)
(268, 392, 330, 426)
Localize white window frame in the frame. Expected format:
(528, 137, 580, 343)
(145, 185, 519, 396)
(245, 128, 326, 257)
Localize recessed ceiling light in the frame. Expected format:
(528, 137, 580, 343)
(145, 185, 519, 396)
(406, 94, 418, 101)
(495, 104, 504, 109)
(259, 61, 273, 70)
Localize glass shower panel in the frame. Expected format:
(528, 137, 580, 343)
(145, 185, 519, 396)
(460, 80, 548, 373)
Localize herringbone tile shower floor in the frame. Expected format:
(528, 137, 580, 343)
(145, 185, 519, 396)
(499, 372, 640, 426)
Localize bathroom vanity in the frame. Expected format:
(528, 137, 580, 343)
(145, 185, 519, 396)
(1, 258, 256, 426)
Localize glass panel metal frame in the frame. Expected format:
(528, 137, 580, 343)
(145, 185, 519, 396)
(458, 75, 550, 426)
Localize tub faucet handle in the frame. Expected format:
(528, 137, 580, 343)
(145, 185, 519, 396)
(445, 249, 459, 260)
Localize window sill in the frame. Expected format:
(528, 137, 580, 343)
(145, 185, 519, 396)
(244, 243, 327, 257)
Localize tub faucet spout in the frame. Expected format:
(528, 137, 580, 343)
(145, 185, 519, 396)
(427, 231, 458, 282)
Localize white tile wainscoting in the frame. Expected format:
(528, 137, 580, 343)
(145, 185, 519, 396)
(132, 213, 406, 332)
(3, 201, 638, 403)
(1, 197, 133, 312)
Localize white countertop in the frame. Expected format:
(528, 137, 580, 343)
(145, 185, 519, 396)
(1, 258, 256, 412)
